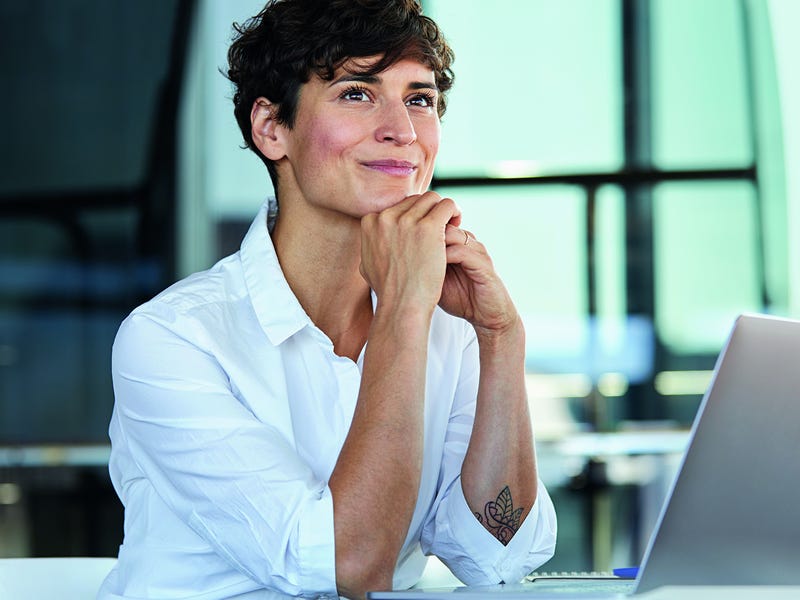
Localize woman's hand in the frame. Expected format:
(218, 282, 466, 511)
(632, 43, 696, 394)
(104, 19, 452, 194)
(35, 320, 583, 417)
(438, 223, 520, 337)
(360, 191, 461, 313)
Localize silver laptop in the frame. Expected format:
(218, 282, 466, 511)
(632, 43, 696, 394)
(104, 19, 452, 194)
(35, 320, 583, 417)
(368, 313, 800, 599)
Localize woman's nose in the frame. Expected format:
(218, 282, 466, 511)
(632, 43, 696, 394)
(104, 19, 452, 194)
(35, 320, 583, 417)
(374, 102, 417, 146)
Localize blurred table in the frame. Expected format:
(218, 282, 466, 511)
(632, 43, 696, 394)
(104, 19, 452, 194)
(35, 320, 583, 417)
(0, 444, 111, 468)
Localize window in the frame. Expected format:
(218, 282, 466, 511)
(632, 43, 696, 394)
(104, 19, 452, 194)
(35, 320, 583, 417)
(424, 0, 788, 569)
(424, 0, 786, 428)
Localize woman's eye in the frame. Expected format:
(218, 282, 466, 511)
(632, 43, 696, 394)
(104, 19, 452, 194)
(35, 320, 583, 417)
(341, 87, 370, 102)
(407, 93, 436, 108)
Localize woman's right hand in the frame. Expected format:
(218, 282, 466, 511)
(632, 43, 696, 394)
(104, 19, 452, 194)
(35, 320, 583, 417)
(359, 191, 461, 313)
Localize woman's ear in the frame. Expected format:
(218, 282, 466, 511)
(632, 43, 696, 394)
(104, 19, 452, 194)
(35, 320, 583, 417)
(250, 98, 286, 160)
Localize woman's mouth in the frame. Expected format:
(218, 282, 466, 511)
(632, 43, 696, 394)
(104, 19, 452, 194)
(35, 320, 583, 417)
(361, 159, 417, 177)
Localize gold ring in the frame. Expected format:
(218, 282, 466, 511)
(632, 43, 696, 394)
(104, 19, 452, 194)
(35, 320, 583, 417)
(463, 230, 470, 245)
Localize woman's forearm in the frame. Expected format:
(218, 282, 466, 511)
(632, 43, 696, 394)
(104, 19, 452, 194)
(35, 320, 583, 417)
(329, 302, 432, 598)
(460, 318, 537, 545)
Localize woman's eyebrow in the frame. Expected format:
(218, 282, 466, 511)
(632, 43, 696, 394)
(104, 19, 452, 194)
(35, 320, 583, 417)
(329, 73, 438, 91)
(330, 73, 380, 86)
(408, 81, 439, 92)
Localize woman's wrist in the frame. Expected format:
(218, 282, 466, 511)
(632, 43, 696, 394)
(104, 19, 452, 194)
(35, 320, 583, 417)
(371, 298, 434, 344)
(474, 312, 525, 351)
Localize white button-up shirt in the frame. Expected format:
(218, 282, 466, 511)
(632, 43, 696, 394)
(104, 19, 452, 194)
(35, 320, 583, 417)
(98, 200, 556, 599)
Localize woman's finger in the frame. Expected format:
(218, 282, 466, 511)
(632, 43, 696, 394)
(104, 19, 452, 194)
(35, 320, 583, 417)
(444, 225, 481, 250)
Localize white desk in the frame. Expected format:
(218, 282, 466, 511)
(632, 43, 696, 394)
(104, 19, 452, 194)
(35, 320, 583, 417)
(371, 584, 800, 599)
(644, 588, 800, 599)
(405, 559, 800, 599)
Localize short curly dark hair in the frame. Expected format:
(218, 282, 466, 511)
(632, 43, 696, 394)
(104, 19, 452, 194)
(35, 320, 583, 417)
(226, 0, 455, 189)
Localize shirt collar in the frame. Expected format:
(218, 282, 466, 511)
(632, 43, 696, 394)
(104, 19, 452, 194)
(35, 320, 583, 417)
(240, 198, 312, 346)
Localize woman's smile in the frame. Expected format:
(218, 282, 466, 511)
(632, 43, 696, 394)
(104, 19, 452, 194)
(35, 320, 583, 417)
(360, 159, 418, 177)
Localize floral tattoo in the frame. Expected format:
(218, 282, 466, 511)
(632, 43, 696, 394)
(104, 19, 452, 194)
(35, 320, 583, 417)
(474, 485, 523, 546)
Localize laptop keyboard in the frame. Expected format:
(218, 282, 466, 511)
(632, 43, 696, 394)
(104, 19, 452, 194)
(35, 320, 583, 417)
(524, 573, 635, 595)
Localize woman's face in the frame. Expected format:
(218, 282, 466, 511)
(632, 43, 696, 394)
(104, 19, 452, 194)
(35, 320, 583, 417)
(271, 57, 441, 219)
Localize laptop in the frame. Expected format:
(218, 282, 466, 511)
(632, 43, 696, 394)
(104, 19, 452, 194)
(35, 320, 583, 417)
(368, 313, 800, 598)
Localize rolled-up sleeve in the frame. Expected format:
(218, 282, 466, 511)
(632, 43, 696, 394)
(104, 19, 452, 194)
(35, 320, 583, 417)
(111, 312, 338, 597)
(420, 325, 557, 585)
(428, 476, 556, 584)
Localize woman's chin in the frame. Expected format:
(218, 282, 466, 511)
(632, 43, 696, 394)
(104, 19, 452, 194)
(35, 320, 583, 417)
(350, 187, 427, 216)
(379, 188, 424, 209)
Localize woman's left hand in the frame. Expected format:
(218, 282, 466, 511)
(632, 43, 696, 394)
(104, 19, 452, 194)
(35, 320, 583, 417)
(438, 225, 520, 337)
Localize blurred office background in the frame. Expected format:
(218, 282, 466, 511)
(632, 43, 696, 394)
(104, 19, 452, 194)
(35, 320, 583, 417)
(1, 0, 799, 575)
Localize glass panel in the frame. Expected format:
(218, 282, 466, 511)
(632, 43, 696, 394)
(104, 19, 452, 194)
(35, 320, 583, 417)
(748, 0, 788, 313)
(593, 186, 653, 386)
(769, 0, 800, 317)
(425, 0, 622, 176)
(595, 186, 627, 319)
(0, 215, 137, 443)
(433, 184, 588, 371)
(651, 0, 752, 168)
(0, 0, 179, 441)
(654, 181, 762, 354)
(205, 0, 276, 219)
(0, 2, 178, 195)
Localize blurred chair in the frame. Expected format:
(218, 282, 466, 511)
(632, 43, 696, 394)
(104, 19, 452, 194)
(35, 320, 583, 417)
(0, 557, 116, 600)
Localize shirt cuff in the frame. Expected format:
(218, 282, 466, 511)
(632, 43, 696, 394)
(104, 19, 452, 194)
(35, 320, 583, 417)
(442, 476, 557, 585)
(294, 485, 338, 596)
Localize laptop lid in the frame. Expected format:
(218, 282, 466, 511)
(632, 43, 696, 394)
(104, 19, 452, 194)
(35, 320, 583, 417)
(635, 313, 800, 592)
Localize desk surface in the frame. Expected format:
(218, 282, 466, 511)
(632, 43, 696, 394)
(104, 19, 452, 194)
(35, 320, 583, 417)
(646, 588, 800, 599)
(369, 585, 800, 599)
(395, 561, 800, 599)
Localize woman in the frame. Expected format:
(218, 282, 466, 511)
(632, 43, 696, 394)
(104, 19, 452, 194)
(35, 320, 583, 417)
(99, 1, 556, 598)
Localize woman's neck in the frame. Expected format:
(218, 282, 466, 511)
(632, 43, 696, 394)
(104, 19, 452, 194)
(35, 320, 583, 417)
(271, 206, 373, 361)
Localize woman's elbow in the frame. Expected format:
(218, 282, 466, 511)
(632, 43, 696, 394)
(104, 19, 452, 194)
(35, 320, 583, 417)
(336, 548, 396, 600)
